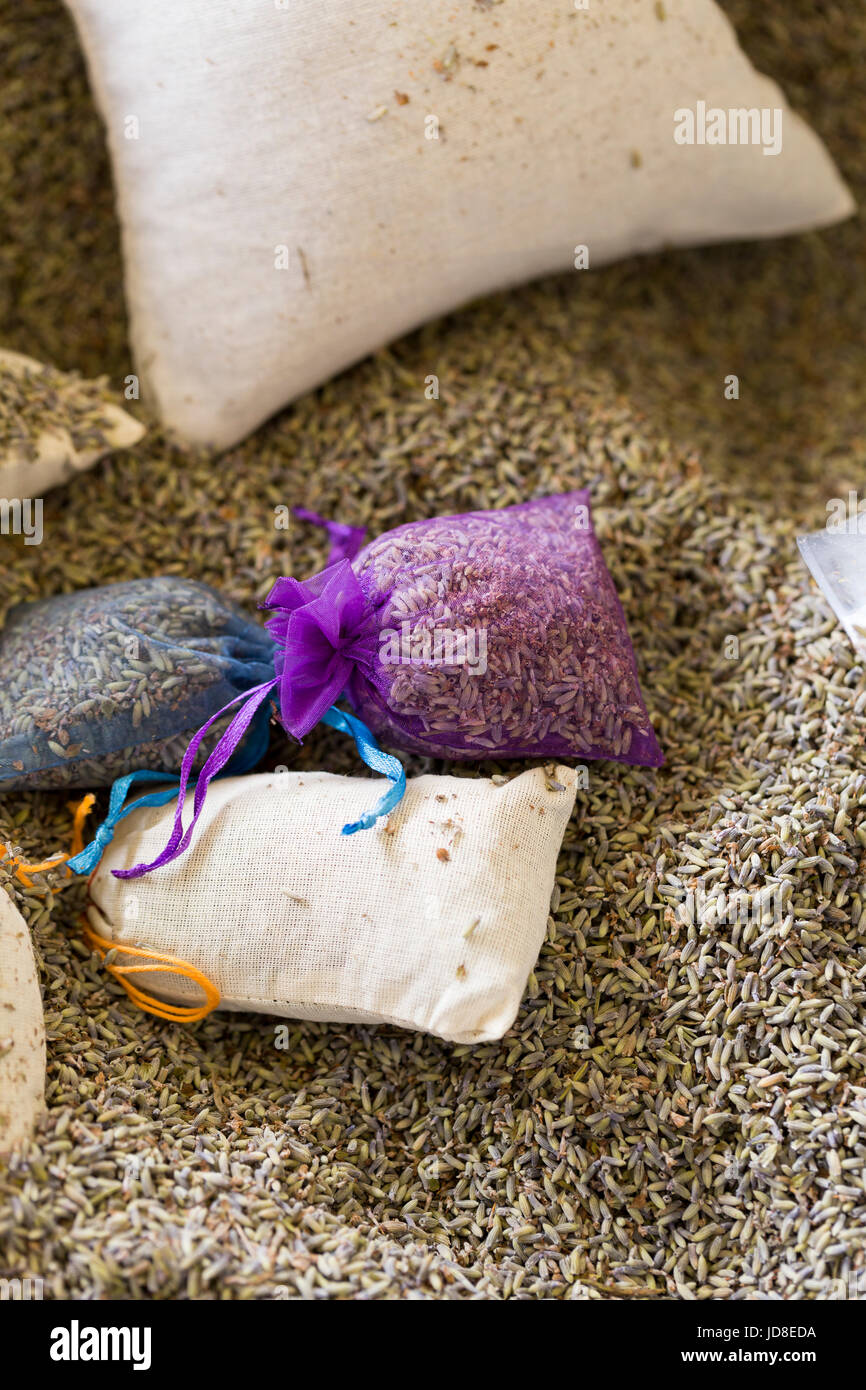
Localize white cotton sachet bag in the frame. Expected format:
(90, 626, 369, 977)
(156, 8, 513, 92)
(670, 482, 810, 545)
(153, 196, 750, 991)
(63, 0, 854, 449)
(0, 891, 45, 1151)
(0, 348, 144, 497)
(87, 766, 578, 1043)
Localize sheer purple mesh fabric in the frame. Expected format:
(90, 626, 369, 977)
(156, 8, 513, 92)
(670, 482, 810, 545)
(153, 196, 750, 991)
(343, 492, 662, 766)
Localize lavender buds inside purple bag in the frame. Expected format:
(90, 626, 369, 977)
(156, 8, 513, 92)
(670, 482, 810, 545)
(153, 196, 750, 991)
(285, 492, 662, 767)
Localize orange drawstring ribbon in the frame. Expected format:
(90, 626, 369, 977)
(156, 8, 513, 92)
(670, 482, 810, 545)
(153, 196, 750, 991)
(82, 918, 220, 1023)
(0, 794, 95, 888)
(2, 794, 219, 1023)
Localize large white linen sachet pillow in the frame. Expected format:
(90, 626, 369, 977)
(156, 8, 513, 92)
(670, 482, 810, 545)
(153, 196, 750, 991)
(64, 0, 853, 449)
(87, 766, 578, 1043)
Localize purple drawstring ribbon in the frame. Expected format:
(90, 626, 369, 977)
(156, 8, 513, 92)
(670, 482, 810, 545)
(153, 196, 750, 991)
(292, 508, 366, 567)
(112, 677, 277, 880)
(116, 545, 391, 880)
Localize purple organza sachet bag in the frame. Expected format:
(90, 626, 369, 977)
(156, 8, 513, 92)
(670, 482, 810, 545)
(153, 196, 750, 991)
(286, 491, 662, 768)
(91, 490, 662, 882)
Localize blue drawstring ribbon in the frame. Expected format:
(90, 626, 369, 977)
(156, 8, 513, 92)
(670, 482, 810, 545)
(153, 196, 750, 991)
(67, 770, 184, 875)
(320, 705, 406, 834)
(68, 704, 405, 876)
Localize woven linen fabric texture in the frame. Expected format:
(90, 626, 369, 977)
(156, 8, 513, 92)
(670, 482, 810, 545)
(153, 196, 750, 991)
(63, 0, 854, 449)
(88, 766, 579, 1044)
(0, 892, 45, 1151)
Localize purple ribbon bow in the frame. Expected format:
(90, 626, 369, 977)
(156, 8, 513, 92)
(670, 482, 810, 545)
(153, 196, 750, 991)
(263, 560, 379, 740)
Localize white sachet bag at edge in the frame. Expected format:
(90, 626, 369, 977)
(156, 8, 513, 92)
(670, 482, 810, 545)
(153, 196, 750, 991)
(88, 766, 578, 1043)
(0, 891, 45, 1151)
(0, 348, 144, 497)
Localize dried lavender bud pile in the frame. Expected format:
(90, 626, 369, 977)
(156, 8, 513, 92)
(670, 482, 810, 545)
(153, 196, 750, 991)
(0, 577, 275, 789)
(351, 495, 662, 766)
(3, 385, 866, 1301)
(1, 0, 863, 1302)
